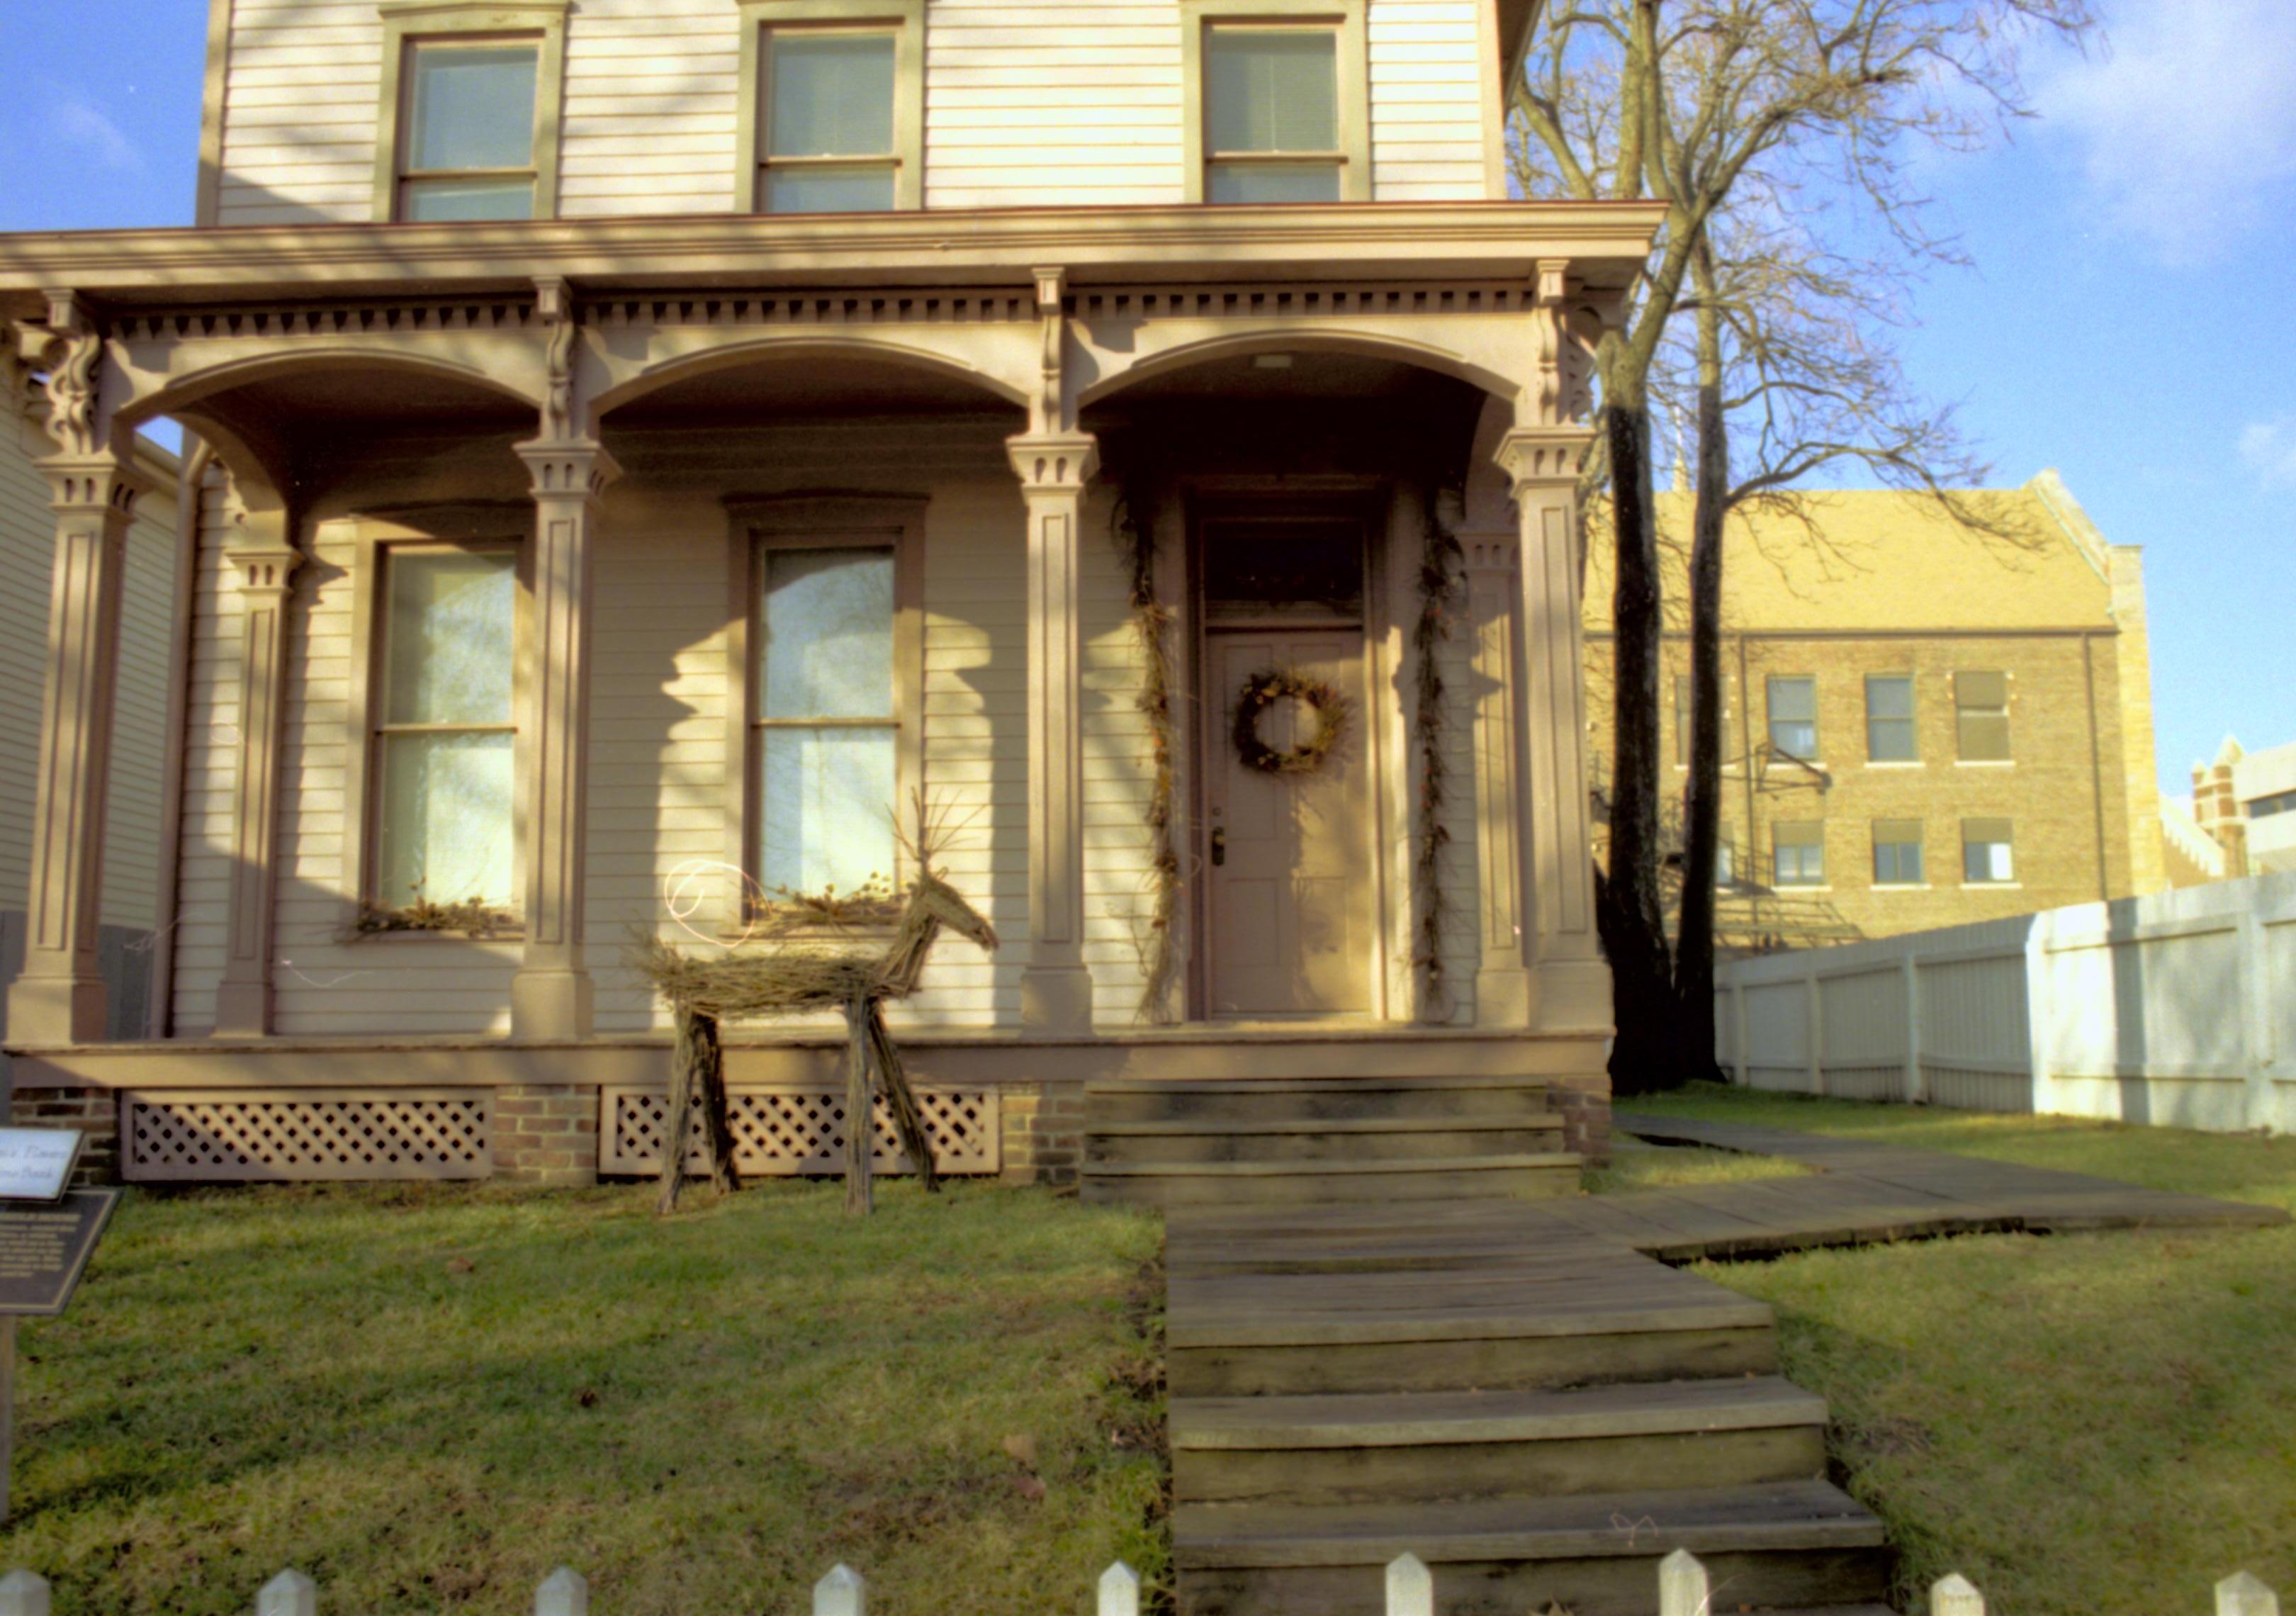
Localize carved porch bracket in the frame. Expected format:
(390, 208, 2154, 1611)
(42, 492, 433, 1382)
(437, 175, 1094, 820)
(535, 275, 582, 440)
(213, 493, 305, 1038)
(1495, 423, 1609, 1031)
(1008, 430, 1100, 1031)
(1030, 266, 1069, 435)
(511, 434, 621, 1042)
(13, 291, 106, 459)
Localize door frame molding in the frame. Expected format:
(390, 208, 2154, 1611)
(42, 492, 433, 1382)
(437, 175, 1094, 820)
(1182, 481, 1398, 1022)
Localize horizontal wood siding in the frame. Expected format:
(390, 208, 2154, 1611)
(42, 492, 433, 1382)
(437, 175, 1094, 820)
(213, 0, 1495, 219)
(0, 414, 176, 935)
(169, 481, 244, 1033)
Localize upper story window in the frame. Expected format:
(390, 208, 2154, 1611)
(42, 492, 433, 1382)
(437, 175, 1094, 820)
(2250, 788, 2296, 819)
(1865, 674, 1917, 762)
(373, 548, 519, 912)
(1962, 818, 2016, 884)
(1773, 821, 1825, 887)
(1767, 675, 1818, 761)
(1955, 670, 2011, 761)
(1205, 29, 1341, 202)
(738, 0, 924, 212)
(373, 2, 567, 223)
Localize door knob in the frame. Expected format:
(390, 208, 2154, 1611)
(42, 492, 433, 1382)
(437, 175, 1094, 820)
(1210, 826, 1227, 867)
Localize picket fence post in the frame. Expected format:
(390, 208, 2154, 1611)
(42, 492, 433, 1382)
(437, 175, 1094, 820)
(536, 1566, 588, 1616)
(2219, 1571, 2281, 1616)
(1658, 1548, 1709, 1616)
(1932, 1572, 1985, 1616)
(253, 1571, 316, 1616)
(1384, 1553, 1432, 1616)
(814, 1563, 865, 1616)
(0, 1570, 49, 1616)
(1096, 1562, 1139, 1616)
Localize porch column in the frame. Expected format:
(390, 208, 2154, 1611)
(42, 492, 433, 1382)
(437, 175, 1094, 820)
(1461, 524, 1532, 1028)
(1008, 432, 1099, 1031)
(1496, 426, 1610, 1029)
(210, 500, 303, 1038)
(5, 451, 154, 1045)
(510, 438, 619, 1042)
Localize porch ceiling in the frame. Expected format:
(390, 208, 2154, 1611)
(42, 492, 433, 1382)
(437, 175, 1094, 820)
(0, 203, 1666, 320)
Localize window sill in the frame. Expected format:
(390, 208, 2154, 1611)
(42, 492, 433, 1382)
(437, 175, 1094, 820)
(1955, 759, 2016, 768)
(1870, 883, 1932, 892)
(1962, 880, 2021, 890)
(1866, 760, 1925, 769)
(1772, 883, 1832, 892)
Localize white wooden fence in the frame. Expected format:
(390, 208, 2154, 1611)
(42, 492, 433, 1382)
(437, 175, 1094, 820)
(1715, 871, 2296, 1133)
(0, 1552, 2278, 1615)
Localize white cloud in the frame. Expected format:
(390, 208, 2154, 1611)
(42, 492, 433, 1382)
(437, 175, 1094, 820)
(2239, 418, 2296, 490)
(2035, 0, 2296, 264)
(49, 96, 142, 173)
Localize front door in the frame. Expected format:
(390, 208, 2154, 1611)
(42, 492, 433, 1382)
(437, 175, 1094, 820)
(1200, 516, 1377, 1017)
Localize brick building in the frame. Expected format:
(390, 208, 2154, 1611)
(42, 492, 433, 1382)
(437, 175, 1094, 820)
(2173, 736, 2296, 883)
(1585, 472, 2169, 947)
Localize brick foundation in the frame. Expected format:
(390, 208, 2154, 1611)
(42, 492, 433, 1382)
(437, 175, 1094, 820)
(998, 1079, 1084, 1186)
(11, 1086, 120, 1185)
(492, 1084, 600, 1186)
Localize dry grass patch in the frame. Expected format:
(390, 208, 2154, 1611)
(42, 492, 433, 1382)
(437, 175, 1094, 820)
(1, 1179, 1166, 1615)
(1633, 1083, 2296, 1614)
(1582, 1140, 1813, 1196)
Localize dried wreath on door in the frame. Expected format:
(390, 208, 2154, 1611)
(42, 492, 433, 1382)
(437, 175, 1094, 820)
(1232, 668, 1352, 775)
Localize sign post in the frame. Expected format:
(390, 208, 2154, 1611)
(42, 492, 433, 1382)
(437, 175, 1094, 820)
(0, 1129, 116, 1524)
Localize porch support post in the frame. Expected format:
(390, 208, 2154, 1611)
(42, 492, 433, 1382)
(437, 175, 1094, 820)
(1496, 426, 1609, 1030)
(1461, 524, 1532, 1028)
(210, 498, 303, 1038)
(510, 437, 619, 1043)
(1008, 431, 1099, 1032)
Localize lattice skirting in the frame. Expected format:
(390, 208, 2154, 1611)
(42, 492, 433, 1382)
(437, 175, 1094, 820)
(600, 1086, 1000, 1177)
(124, 1090, 492, 1182)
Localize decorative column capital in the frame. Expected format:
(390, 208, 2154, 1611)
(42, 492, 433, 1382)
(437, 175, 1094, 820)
(40, 452, 154, 520)
(1456, 526, 1519, 578)
(1007, 432, 1098, 493)
(1495, 426, 1594, 492)
(222, 539, 304, 598)
(516, 437, 620, 503)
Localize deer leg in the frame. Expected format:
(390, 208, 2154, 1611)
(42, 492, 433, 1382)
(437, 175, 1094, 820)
(842, 990, 874, 1217)
(694, 1009, 740, 1196)
(866, 1001, 940, 1194)
(657, 1004, 701, 1216)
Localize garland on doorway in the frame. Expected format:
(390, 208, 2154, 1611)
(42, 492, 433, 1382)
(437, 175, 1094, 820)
(1112, 476, 1183, 1024)
(1412, 486, 1465, 1018)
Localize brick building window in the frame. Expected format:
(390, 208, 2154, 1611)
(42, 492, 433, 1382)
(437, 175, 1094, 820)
(1962, 818, 2015, 883)
(1955, 670, 2011, 761)
(1767, 675, 1817, 761)
(1865, 674, 1916, 762)
(1773, 821, 1824, 886)
(1872, 819, 1925, 885)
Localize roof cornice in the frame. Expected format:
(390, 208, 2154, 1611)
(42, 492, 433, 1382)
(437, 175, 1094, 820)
(0, 202, 1665, 319)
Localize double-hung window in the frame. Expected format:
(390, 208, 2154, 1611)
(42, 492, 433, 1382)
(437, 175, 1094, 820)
(1204, 28, 1342, 202)
(1865, 675, 1917, 762)
(1955, 671, 2012, 762)
(375, 4, 568, 223)
(1767, 675, 1818, 761)
(372, 549, 519, 914)
(740, 0, 923, 212)
(1962, 819, 2015, 884)
(1872, 820, 1925, 885)
(1773, 822, 1825, 887)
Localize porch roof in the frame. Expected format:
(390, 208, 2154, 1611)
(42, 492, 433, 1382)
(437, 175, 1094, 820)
(0, 202, 1664, 320)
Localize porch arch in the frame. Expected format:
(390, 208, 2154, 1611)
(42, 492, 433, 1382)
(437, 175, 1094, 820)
(589, 332, 1034, 420)
(112, 347, 543, 434)
(1075, 327, 1522, 411)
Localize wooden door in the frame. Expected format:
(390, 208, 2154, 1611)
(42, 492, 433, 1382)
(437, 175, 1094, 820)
(1204, 629, 1375, 1016)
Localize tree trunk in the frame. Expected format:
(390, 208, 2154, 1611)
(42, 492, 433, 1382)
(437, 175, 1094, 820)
(1598, 390, 1677, 1096)
(865, 1004, 942, 1193)
(1672, 245, 1728, 1088)
(841, 989, 874, 1217)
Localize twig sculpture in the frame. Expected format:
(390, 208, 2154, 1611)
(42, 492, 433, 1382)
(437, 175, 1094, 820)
(631, 866, 998, 1216)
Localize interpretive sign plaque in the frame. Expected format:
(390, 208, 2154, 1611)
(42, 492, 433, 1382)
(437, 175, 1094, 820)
(0, 1129, 83, 1204)
(0, 1191, 117, 1317)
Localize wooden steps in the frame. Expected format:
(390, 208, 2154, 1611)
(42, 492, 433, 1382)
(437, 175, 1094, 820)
(1082, 1077, 1575, 1210)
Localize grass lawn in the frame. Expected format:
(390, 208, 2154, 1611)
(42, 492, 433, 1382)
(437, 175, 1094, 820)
(1620, 1084, 2296, 1615)
(1578, 1140, 1811, 1196)
(0, 1179, 1166, 1615)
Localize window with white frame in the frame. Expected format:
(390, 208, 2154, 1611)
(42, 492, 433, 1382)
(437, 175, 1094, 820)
(1865, 674, 1917, 762)
(1962, 818, 2015, 884)
(1767, 675, 1818, 761)
(395, 39, 543, 220)
(1203, 26, 1342, 203)
(753, 545, 900, 896)
(757, 28, 899, 213)
(1773, 821, 1825, 887)
(372, 549, 518, 911)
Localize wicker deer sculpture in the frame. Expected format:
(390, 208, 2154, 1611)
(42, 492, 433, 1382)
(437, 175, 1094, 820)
(632, 868, 998, 1216)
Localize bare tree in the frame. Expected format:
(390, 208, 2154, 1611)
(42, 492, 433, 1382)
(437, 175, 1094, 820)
(1512, 0, 2091, 1094)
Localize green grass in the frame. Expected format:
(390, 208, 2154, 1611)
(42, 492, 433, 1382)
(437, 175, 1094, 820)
(1631, 1084, 2296, 1614)
(1580, 1140, 1811, 1196)
(0, 1179, 1167, 1615)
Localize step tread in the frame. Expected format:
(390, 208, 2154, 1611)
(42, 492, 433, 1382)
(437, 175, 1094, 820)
(1174, 1478, 1884, 1568)
(1171, 1376, 1826, 1449)
(1091, 1116, 1563, 1136)
(1085, 1153, 1580, 1179)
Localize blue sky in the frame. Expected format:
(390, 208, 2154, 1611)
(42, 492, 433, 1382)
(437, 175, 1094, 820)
(1, 0, 2291, 797)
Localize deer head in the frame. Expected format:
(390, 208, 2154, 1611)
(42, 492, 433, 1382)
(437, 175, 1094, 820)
(907, 869, 998, 954)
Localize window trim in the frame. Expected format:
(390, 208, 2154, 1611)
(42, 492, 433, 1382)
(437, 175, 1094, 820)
(1181, 0, 1371, 204)
(724, 495, 926, 929)
(373, 1, 568, 223)
(1771, 820, 1825, 888)
(1953, 668, 2013, 763)
(1765, 673, 1818, 763)
(1863, 672, 1918, 764)
(1960, 817, 2017, 886)
(341, 511, 532, 929)
(736, 0, 926, 213)
(1871, 819, 1925, 887)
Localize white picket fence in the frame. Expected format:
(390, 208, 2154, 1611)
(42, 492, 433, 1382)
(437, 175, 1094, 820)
(0, 1551, 2278, 1615)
